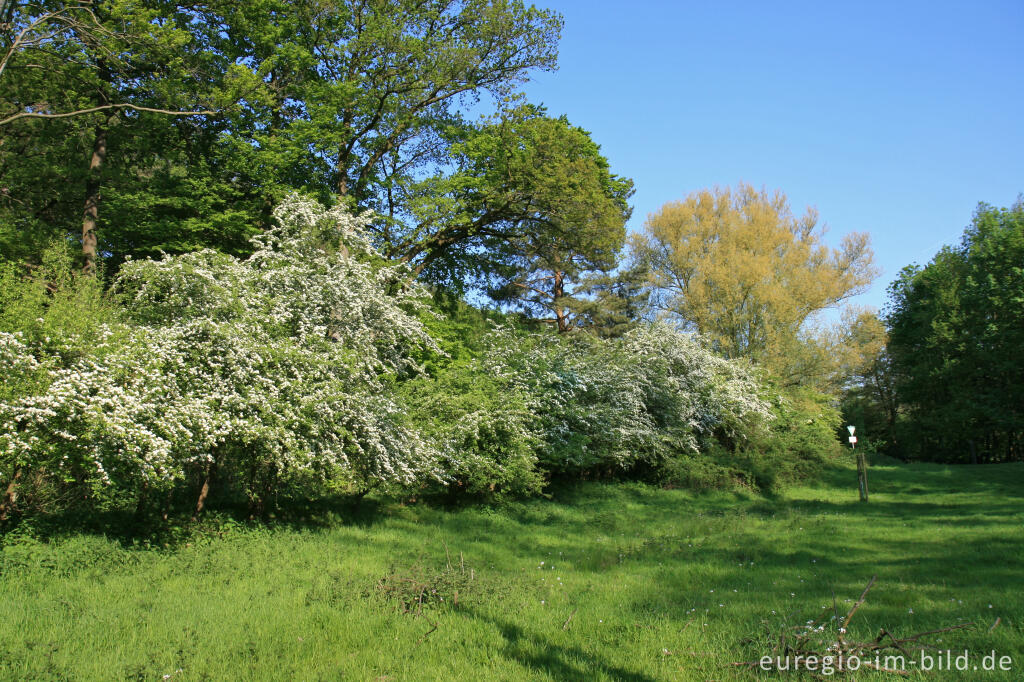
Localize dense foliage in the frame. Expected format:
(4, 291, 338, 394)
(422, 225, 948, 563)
(0, 0, 581, 285)
(0, 198, 837, 523)
(13, 1, 1013, 528)
(0, 198, 440, 518)
(632, 184, 878, 389)
(879, 200, 1024, 463)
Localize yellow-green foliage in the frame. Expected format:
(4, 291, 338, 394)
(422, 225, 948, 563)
(0, 242, 119, 395)
(633, 183, 877, 386)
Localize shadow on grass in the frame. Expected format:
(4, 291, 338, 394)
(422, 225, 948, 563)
(461, 606, 660, 682)
(6, 460, 1022, 556)
(0, 492, 392, 549)
(815, 459, 1024, 499)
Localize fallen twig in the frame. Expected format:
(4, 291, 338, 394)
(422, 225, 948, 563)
(730, 578, 975, 675)
(840, 574, 877, 633)
(416, 616, 438, 644)
(561, 608, 578, 631)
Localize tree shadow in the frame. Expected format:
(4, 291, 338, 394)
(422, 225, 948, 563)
(460, 606, 661, 682)
(0, 492, 394, 549)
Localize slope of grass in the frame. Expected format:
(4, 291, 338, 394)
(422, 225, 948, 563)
(1, 457, 1021, 680)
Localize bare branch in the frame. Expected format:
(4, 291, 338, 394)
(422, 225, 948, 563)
(0, 102, 216, 126)
(840, 574, 876, 632)
(0, 3, 113, 83)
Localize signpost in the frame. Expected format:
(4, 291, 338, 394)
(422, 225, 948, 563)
(849, 425, 868, 502)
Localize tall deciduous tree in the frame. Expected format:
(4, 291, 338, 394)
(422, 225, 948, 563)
(0, 0, 229, 271)
(1, 0, 564, 279)
(886, 199, 1024, 462)
(838, 309, 898, 448)
(633, 183, 877, 382)
(212, 0, 562, 220)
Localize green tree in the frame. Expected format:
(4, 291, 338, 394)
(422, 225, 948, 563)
(570, 263, 649, 338)
(0, 0, 235, 272)
(210, 0, 562, 249)
(886, 199, 1024, 462)
(839, 310, 898, 450)
(632, 183, 877, 384)
(462, 110, 633, 331)
(1, 0, 563, 279)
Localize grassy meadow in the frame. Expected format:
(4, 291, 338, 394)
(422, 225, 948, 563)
(1, 456, 1021, 681)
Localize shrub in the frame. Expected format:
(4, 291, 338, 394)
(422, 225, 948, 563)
(402, 362, 542, 500)
(0, 196, 440, 518)
(734, 385, 840, 491)
(481, 323, 774, 481)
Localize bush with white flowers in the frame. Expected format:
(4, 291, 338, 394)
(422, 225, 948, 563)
(0, 197, 440, 512)
(479, 322, 773, 477)
(0, 196, 807, 519)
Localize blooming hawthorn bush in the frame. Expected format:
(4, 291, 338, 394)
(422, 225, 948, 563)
(481, 323, 773, 477)
(0, 196, 799, 519)
(0, 197, 440, 513)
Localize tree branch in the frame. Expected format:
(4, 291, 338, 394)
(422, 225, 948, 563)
(0, 102, 216, 126)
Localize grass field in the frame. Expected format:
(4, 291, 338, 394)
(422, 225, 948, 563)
(1, 456, 1021, 681)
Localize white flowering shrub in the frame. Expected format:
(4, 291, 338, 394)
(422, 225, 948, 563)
(0, 197, 441, 515)
(0, 197, 809, 518)
(481, 322, 773, 478)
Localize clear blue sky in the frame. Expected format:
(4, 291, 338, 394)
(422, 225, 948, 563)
(516, 0, 1024, 311)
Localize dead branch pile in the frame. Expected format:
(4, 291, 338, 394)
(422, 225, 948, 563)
(732, 576, 974, 676)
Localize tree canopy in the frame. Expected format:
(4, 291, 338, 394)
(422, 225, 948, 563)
(632, 183, 878, 385)
(885, 199, 1024, 462)
(0, 0, 567, 278)
(465, 108, 634, 330)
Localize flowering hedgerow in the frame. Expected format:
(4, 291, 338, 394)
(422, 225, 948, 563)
(0, 197, 441, 508)
(479, 322, 773, 476)
(0, 196, 796, 517)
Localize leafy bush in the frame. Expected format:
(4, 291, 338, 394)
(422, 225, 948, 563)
(0, 196, 440, 517)
(0, 197, 838, 523)
(480, 323, 774, 481)
(0, 241, 119, 395)
(403, 360, 542, 500)
(737, 385, 840, 491)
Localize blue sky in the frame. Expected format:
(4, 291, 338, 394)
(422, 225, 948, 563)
(515, 0, 1024, 311)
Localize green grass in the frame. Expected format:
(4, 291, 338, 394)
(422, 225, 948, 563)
(1, 457, 1022, 680)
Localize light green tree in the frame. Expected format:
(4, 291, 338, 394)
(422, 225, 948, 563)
(633, 183, 877, 384)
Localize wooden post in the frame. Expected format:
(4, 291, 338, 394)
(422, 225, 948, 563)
(856, 448, 868, 502)
(847, 426, 867, 503)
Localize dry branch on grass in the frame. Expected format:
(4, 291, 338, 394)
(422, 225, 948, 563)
(732, 576, 974, 676)
(375, 551, 476, 645)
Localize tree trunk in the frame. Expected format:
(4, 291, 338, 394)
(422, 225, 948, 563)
(553, 270, 570, 333)
(81, 113, 113, 275)
(161, 488, 173, 522)
(337, 143, 352, 200)
(0, 468, 23, 521)
(134, 479, 149, 518)
(192, 466, 212, 520)
(246, 462, 262, 519)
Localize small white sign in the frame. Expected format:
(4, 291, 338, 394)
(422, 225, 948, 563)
(847, 425, 856, 436)
(849, 436, 858, 444)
